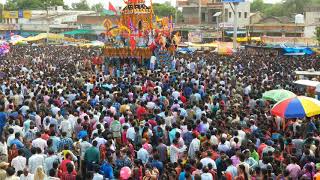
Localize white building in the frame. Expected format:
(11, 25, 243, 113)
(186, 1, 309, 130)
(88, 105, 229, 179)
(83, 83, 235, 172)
(304, 6, 320, 38)
(1, 6, 97, 33)
(224, 1, 250, 28)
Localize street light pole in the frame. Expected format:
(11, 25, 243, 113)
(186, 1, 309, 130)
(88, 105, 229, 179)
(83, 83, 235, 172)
(46, 0, 51, 44)
(175, 0, 178, 25)
(233, 2, 238, 52)
(199, 0, 201, 26)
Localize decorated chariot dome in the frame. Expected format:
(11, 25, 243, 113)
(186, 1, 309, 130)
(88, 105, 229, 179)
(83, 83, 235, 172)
(103, 0, 180, 67)
(121, 0, 153, 31)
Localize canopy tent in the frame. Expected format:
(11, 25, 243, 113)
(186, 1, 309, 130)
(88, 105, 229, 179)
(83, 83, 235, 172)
(79, 41, 105, 47)
(22, 33, 64, 42)
(312, 48, 320, 55)
(184, 42, 218, 48)
(10, 35, 25, 44)
(225, 31, 246, 36)
(61, 29, 95, 35)
(284, 53, 306, 56)
(236, 37, 261, 42)
(177, 47, 197, 54)
(294, 80, 320, 87)
(20, 32, 40, 37)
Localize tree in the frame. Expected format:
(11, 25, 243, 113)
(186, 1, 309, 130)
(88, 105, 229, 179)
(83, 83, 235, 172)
(5, 0, 64, 10)
(71, 0, 90, 11)
(153, 2, 183, 22)
(91, 3, 104, 12)
(316, 27, 320, 45)
(251, 0, 266, 12)
(250, 0, 320, 18)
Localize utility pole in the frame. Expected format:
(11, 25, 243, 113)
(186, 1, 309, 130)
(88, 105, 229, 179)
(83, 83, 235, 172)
(46, 0, 51, 44)
(175, 0, 178, 25)
(198, 0, 201, 26)
(232, 2, 238, 52)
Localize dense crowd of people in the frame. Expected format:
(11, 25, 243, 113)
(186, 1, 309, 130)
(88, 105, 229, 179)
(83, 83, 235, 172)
(0, 45, 320, 180)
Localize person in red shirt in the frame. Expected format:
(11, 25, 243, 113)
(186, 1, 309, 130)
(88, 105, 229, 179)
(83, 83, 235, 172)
(122, 125, 129, 145)
(180, 94, 187, 104)
(58, 153, 76, 178)
(257, 140, 267, 158)
(61, 162, 77, 180)
(41, 130, 50, 141)
(136, 102, 147, 121)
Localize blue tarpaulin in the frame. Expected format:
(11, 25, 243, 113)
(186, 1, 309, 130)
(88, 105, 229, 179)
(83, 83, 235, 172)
(283, 47, 314, 55)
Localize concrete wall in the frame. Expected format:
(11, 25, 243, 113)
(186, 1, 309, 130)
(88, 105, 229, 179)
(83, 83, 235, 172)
(224, 2, 250, 28)
(182, 7, 201, 24)
(304, 25, 316, 38)
(305, 11, 320, 25)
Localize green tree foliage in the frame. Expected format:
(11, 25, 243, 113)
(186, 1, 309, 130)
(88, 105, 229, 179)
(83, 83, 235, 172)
(5, 0, 64, 10)
(71, 0, 90, 11)
(251, 0, 266, 12)
(316, 27, 320, 45)
(251, 0, 320, 17)
(91, 3, 104, 12)
(153, 2, 183, 22)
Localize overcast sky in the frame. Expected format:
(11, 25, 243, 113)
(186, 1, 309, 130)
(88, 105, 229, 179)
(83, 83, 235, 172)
(0, 0, 282, 8)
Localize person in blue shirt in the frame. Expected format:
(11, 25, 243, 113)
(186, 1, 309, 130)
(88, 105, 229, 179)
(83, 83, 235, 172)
(100, 156, 114, 179)
(10, 132, 24, 149)
(178, 164, 193, 180)
(77, 125, 88, 140)
(150, 154, 164, 175)
(306, 118, 317, 134)
(0, 110, 7, 136)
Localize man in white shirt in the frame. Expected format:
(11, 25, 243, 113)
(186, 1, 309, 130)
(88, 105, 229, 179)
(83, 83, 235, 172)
(50, 104, 60, 116)
(126, 126, 137, 142)
(6, 128, 15, 147)
(28, 148, 45, 174)
(137, 145, 150, 165)
(31, 132, 47, 153)
(201, 167, 213, 180)
(200, 151, 217, 170)
(11, 149, 26, 172)
(169, 139, 186, 163)
(19, 168, 34, 180)
(60, 117, 72, 137)
(210, 131, 219, 145)
(188, 134, 200, 159)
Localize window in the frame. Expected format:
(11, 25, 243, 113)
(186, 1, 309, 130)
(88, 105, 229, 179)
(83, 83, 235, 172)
(238, 12, 241, 18)
(201, 13, 206, 22)
(229, 12, 232, 18)
(244, 12, 248, 19)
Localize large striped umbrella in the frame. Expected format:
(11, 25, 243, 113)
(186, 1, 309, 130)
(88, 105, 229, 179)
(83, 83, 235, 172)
(262, 89, 296, 102)
(271, 96, 320, 118)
